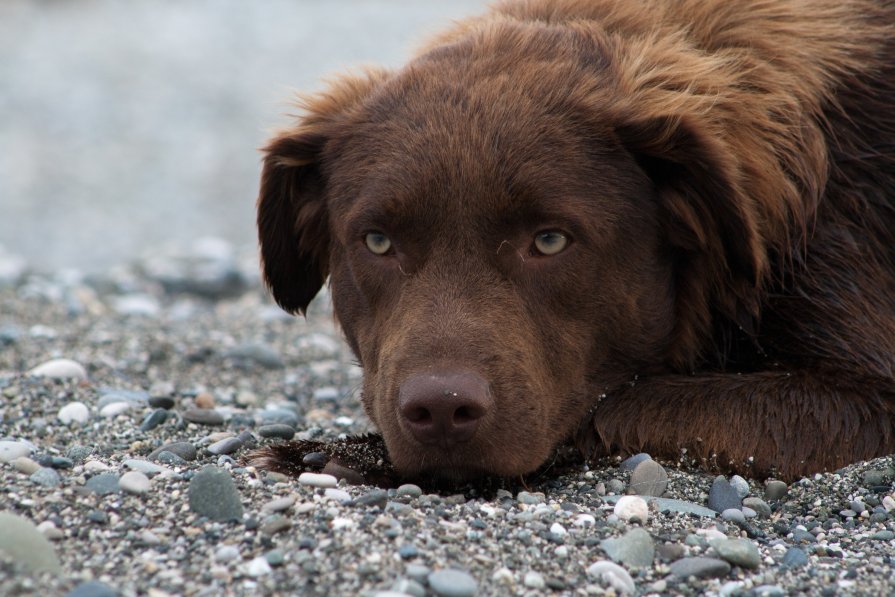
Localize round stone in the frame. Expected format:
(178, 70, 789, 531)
(0, 512, 62, 574)
(708, 476, 742, 513)
(58, 401, 90, 425)
(30, 467, 61, 487)
(670, 556, 732, 579)
(12, 456, 41, 475)
(613, 496, 649, 523)
(182, 408, 225, 426)
(730, 475, 750, 498)
(781, 547, 809, 568)
(302, 452, 329, 467)
(188, 466, 244, 521)
(215, 545, 240, 562)
(600, 527, 654, 567)
(721, 508, 746, 524)
(399, 544, 419, 559)
(28, 358, 87, 380)
(628, 459, 668, 497)
(119, 471, 151, 494)
(523, 571, 545, 589)
(764, 480, 788, 501)
(586, 560, 636, 594)
(207, 437, 243, 456)
(397, 484, 423, 499)
(298, 472, 338, 488)
(742, 497, 772, 518)
(262, 496, 296, 513)
(99, 401, 131, 418)
(247, 556, 272, 577)
(258, 424, 296, 440)
(85, 473, 120, 495)
(149, 441, 197, 461)
(148, 395, 176, 410)
(0, 440, 32, 463)
(714, 538, 761, 569)
(428, 568, 478, 597)
(619, 453, 652, 472)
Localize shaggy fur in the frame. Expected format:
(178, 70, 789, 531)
(256, 0, 895, 481)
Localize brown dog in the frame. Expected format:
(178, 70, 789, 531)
(256, 0, 895, 481)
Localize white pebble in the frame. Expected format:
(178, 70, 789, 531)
(730, 475, 750, 498)
(613, 496, 649, 524)
(554, 546, 569, 560)
(100, 401, 131, 418)
(883, 496, 895, 512)
(573, 513, 596, 527)
(586, 560, 636, 594)
(550, 522, 568, 536)
(492, 567, 514, 585)
(246, 556, 272, 577)
(332, 517, 356, 530)
(28, 358, 87, 380)
(215, 545, 240, 562)
(58, 401, 90, 425)
(0, 441, 31, 463)
(36, 520, 63, 540)
(119, 471, 151, 494)
(524, 571, 545, 589)
(324, 488, 352, 503)
(298, 472, 338, 488)
(84, 460, 110, 473)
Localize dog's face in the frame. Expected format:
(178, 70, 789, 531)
(258, 25, 760, 480)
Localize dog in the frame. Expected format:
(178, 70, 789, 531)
(256, 0, 895, 481)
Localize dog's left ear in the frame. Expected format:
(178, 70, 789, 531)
(617, 114, 765, 367)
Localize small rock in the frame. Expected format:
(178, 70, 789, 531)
(872, 530, 895, 541)
(58, 402, 90, 425)
(302, 452, 329, 467)
(65, 581, 118, 597)
(613, 495, 649, 523)
(399, 544, 419, 559)
(523, 571, 545, 589)
(0, 440, 32, 463)
(517, 491, 546, 505)
(30, 467, 61, 487)
(182, 408, 225, 426)
(215, 545, 240, 562)
(258, 424, 296, 440)
(140, 409, 168, 431)
(708, 476, 742, 513)
(721, 508, 746, 524)
(742, 497, 772, 518)
(600, 528, 654, 567)
(265, 549, 285, 567)
(149, 442, 197, 461)
(260, 515, 292, 535)
(628, 459, 668, 497)
(713, 538, 761, 569)
(262, 496, 296, 513)
(863, 468, 894, 487)
(619, 453, 652, 472)
(352, 490, 389, 508)
(324, 488, 352, 503)
(428, 568, 478, 597)
(148, 395, 176, 410)
(0, 512, 62, 574)
(397, 484, 424, 499)
(246, 556, 272, 577)
(586, 560, 636, 594)
(225, 343, 284, 369)
(99, 401, 131, 418)
(207, 437, 243, 455)
(669, 557, 732, 579)
(258, 408, 301, 428)
(195, 392, 216, 409)
(730, 475, 750, 498)
(189, 466, 244, 521)
(119, 471, 151, 494)
(12, 456, 41, 475)
(322, 461, 365, 485)
(122, 459, 170, 476)
(28, 358, 87, 380)
(85, 473, 120, 495)
(298, 472, 338, 488)
(764, 480, 788, 501)
(781, 547, 809, 568)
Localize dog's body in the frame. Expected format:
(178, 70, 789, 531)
(257, 0, 895, 481)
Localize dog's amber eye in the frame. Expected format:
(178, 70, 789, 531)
(533, 231, 569, 256)
(364, 232, 393, 255)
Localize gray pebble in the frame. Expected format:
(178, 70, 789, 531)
(781, 547, 809, 568)
(140, 408, 168, 431)
(64, 581, 118, 597)
(397, 484, 423, 499)
(261, 496, 296, 513)
(225, 343, 284, 369)
(607, 479, 626, 494)
(743, 497, 772, 518)
(265, 549, 285, 567)
(708, 476, 742, 513)
(258, 408, 300, 428)
(188, 465, 244, 521)
(148, 395, 176, 410)
(753, 585, 786, 597)
(398, 544, 419, 559)
(713, 538, 761, 569)
(0, 440, 31, 463)
(600, 528, 654, 567)
(428, 568, 478, 597)
(863, 468, 894, 487)
(260, 515, 292, 535)
(66, 445, 93, 462)
(30, 467, 61, 487)
(721, 508, 746, 524)
(730, 475, 750, 498)
(586, 560, 636, 594)
(302, 452, 328, 467)
(149, 441, 197, 461)
(619, 453, 652, 472)
(182, 408, 225, 426)
(85, 473, 120, 495)
(391, 578, 426, 597)
(0, 512, 62, 574)
(406, 564, 431, 583)
(669, 556, 732, 579)
(156, 451, 188, 466)
(849, 500, 867, 514)
(258, 424, 296, 440)
(97, 389, 149, 408)
(353, 490, 389, 508)
(207, 437, 243, 455)
(122, 459, 169, 476)
(764, 480, 788, 501)
(628, 459, 668, 497)
(872, 530, 895, 541)
(119, 471, 151, 494)
(517, 491, 545, 505)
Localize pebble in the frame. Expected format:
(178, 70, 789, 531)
(397, 484, 423, 499)
(602, 495, 717, 518)
(613, 495, 649, 523)
(620, 452, 653, 471)
(258, 424, 296, 440)
(324, 488, 352, 503)
(122, 459, 170, 476)
(262, 496, 296, 513)
(628, 459, 668, 496)
(258, 408, 301, 428)
(517, 491, 545, 505)
(99, 401, 131, 418)
(97, 389, 149, 408)
(523, 571, 545, 589)
(322, 460, 365, 485)
(12, 456, 41, 474)
(0, 511, 62, 574)
(182, 408, 225, 426)
(207, 437, 243, 455)
(0, 440, 32, 463)
(265, 549, 285, 567)
(149, 441, 197, 461)
(30, 467, 62, 487)
(65, 581, 118, 597)
(148, 395, 176, 410)
(195, 391, 216, 408)
(713, 538, 761, 569)
(298, 472, 338, 488)
(743, 497, 772, 518)
(406, 564, 431, 583)
(428, 568, 478, 597)
(302, 452, 329, 467)
(352, 490, 389, 508)
(215, 545, 240, 562)
(247, 556, 272, 577)
(708, 476, 742, 513)
(398, 544, 419, 559)
(586, 560, 636, 594)
(140, 408, 168, 431)
(863, 468, 894, 486)
(260, 515, 292, 535)
(28, 358, 88, 380)
(872, 530, 894, 541)
(58, 401, 90, 425)
(119, 470, 151, 494)
(730, 475, 750, 498)
(85, 473, 120, 495)
(721, 508, 746, 524)
(764, 480, 788, 501)
(188, 465, 244, 521)
(781, 547, 809, 568)
(225, 343, 284, 369)
(600, 528, 654, 567)
(670, 556, 732, 579)
(391, 579, 426, 597)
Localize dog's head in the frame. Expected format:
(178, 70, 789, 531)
(257, 22, 762, 480)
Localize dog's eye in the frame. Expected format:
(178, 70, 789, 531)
(364, 232, 393, 255)
(533, 231, 569, 256)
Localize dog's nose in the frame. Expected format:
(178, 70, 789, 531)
(398, 370, 492, 447)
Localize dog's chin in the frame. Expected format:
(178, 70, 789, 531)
(386, 439, 549, 482)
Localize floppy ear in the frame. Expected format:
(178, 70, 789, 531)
(257, 131, 330, 315)
(617, 114, 765, 368)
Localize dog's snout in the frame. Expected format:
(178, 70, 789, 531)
(398, 370, 492, 447)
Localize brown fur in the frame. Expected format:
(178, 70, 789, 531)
(256, 0, 895, 481)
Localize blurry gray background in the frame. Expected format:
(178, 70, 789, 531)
(0, 0, 487, 273)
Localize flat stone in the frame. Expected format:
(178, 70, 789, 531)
(260, 515, 292, 535)
(258, 408, 300, 428)
(517, 491, 546, 505)
(863, 468, 894, 487)
(58, 401, 90, 425)
(85, 473, 120, 495)
(119, 470, 151, 494)
(122, 459, 170, 476)
(670, 557, 732, 579)
(428, 568, 478, 597)
(708, 476, 742, 513)
(149, 441, 197, 461)
(182, 408, 225, 426)
(586, 560, 636, 594)
(302, 452, 328, 467)
(189, 465, 244, 521)
(99, 401, 131, 418)
(600, 528, 654, 567)
(12, 456, 41, 475)
(872, 530, 895, 541)
(743, 497, 772, 518)
(0, 440, 32, 463)
(262, 496, 296, 513)
(397, 484, 423, 499)
(764, 480, 788, 501)
(352, 490, 389, 508)
(28, 358, 87, 380)
(207, 437, 243, 455)
(30, 467, 61, 487)
(714, 538, 761, 569)
(148, 395, 176, 410)
(65, 580, 118, 597)
(620, 453, 652, 472)
(225, 343, 284, 369)
(96, 389, 150, 408)
(322, 461, 365, 485)
(721, 508, 746, 524)
(298, 472, 338, 488)
(628, 459, 668, 497)
(0, 512, 62, 574)
(258, 424, 296, 440)
(140, 408, 168, 431)
(781, 547, 809, 568)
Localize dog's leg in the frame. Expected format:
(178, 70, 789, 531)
(580, 371, 895, 479)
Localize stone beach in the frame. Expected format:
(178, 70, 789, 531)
(2, 246, 895, 596)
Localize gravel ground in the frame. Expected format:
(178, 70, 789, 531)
(3, 246, 895, 596)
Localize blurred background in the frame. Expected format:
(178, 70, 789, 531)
(0, 0, 487, 276)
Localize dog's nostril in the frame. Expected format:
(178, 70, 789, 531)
(404, 406, 432, 424)
(398, 370, 493, 446)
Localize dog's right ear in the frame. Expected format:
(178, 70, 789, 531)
(257, 68, 389, 315)
(257, 130, 330, 315)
